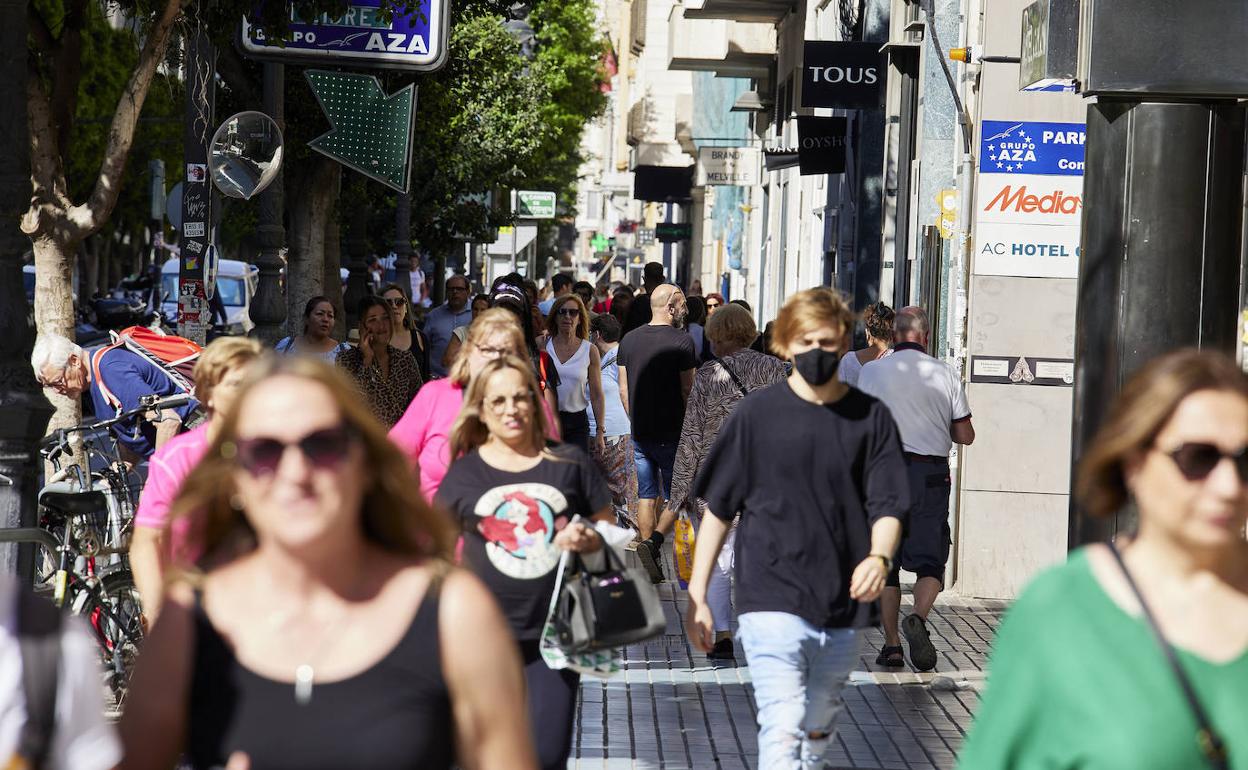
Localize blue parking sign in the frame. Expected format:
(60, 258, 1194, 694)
(980, 120, 1086, 176)
(240, 0, 448, 72)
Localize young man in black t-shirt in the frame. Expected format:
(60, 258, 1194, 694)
(686, 288, 906, 770)
(617, 284, 697, 581)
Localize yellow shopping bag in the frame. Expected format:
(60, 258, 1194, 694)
(673, 511, 696, 590)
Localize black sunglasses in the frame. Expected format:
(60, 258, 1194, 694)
(231, 426, 356, 476)
(1163, 443, 1248, 482)
(383, 297, 407, 308)
(557, 307, 580, 317)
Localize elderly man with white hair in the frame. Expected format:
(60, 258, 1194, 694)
(31, 334, 199, 465)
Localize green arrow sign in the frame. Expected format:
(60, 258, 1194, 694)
(305, 70, 416, 193)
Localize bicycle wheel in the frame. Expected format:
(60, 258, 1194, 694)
(82, 569, 144, 708)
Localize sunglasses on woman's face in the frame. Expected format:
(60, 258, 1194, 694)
(384, 297, 406, 308)
(232, 426, 355, 476)
(1162, 442, 1248, 483)
(557, 308, 580, 317)
(707, 301, 721, 309)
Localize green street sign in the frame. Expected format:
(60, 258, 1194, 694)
(656, 222, 692, 242)
(517, 190, 557, 219)
(305, 70, 416, 193)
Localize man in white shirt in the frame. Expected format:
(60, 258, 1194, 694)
(857, 306, 975, 672)
(0, 578, 121, 770)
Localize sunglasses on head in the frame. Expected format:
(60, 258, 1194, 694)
(1162, 442, 1248, 483)
(230, 426, 356, 476)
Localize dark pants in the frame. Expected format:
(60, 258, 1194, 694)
(558, 409, 590, 451)
(520, 640, 580, 770)
(887, 457, 952, 588)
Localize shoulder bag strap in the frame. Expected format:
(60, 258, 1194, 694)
(718, 359, 750, 398)
(1106, 542, 1229, 770)
(17, 590, 62, 770)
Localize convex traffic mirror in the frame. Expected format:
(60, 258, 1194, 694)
(209, 111, 283, 200)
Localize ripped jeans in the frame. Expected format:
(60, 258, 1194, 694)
(737, 612, 861, 769)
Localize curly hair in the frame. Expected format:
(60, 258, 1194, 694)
(863, 301, 896, 344)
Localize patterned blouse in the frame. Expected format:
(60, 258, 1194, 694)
(669, 349, 788, 514)
(335, 345, 423, 429)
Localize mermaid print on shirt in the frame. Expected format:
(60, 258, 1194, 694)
(473, 483, 569, 579)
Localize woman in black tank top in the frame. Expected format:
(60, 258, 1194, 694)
(118, 356, 537, 770)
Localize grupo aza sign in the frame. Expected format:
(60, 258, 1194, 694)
(240, 0, 448, 72)
(801, 41, 886, 110)
(977, 174, 1083, 226)
(980, 120, 1085, 176)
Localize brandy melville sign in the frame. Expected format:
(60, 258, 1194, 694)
(801, 42, 886, 110)
(697, 147, 760, 186)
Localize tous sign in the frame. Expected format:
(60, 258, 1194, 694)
(801, 41, 886, 110)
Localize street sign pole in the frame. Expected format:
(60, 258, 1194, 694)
(180, 22, 215, 345)
(510, 189, 518, 274)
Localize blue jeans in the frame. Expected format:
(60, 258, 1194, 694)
(632, 438, 677, 500)
(738, 612, 861, 770)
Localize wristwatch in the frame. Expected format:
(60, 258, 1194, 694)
(869, 553, 893, 572)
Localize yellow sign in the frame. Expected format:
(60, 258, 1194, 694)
(937, 189, 959, 239)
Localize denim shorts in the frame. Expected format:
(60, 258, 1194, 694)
(632, 438, 677, 500)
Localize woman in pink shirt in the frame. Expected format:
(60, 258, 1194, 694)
(391, 309, 559, 501)
(130, 337, 263, 618)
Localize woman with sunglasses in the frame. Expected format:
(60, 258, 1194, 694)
(391, 308, 535, 501)
(436, 355, 614, 770)
(337, 295, 423, 429)
(120, 356, 535, 770)
(275, 296, 351, 362)
(837, 302, 895, 388)
(704, 292, 725, 315)
(959, 349, 1248, 770)
(380, 281, 432, 383)
(131, 337, 263, 622)
(545, 295, 605, 453)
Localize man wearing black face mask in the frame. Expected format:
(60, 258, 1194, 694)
(685, 288, 906, 770)
(857, 306, 974, 673)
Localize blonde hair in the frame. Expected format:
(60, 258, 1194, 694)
(546, 295, 590, 339)
(169, 354, 455, 569)
(1076, 349, 1248, 518)
(448, 308, 527, 386)
(193, 337, 263, 413)
(705, 303, 758, 350)
(770, 288, 855, 357)
(448, 355, 549, 462)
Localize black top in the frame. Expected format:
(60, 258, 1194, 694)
(187, 586, 453, 770)
(435, 445, 611, 640)
(693, 382, 908, 629)
(617, 325, 697, 442)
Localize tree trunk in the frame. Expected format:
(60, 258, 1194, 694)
(285, 157, 339, 339)
(31, 232, 81, 431)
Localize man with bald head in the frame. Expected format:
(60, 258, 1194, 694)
(858, 305, 974, 672)
(617, 283, 697, 581)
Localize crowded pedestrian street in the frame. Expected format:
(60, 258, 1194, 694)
(3, 0, 1248, 768)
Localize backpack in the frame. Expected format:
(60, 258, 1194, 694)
(90, 326, 201, 414)
(15, 589, 62, 770)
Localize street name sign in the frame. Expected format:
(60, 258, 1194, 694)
(240, 0, 449, 72)
(517, 191, 557, 219)
(305, 70, 415, 193)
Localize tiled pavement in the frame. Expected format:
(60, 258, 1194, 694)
(569, 548, 1008, 770)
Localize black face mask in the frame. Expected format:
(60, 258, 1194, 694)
(793, 348, 841, 386)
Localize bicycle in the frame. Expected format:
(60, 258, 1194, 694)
(0, 393, 190, 707)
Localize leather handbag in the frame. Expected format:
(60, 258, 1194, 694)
(552, 539, 666, 654)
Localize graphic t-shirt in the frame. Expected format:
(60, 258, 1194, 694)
(435, 445, 612, 640)
(617, 324, 697, 442)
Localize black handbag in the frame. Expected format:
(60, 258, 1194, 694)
(1107, 542, 1229, 770)
(552, 539, 666, 654)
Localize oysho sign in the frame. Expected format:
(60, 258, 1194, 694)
(977, 174, 1083, 226)
(697, 147, 760, 187)
(797, 116, 848, 175)
(801, 41, 886, 110)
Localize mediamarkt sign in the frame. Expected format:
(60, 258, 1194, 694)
(977, 174, 1083, 226)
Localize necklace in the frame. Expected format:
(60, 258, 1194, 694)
(290, 605, 351, 706)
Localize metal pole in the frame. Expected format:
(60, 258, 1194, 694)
(343, 180, 371, 329)
(250, 63, 287, 345)
(0, 0, 53, 578)
(509, 189, 518, 274)
(393, 192, 412, 299)
(179, 23, 215, 345)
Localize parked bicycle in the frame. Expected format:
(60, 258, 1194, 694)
(0, 393, 189, 706)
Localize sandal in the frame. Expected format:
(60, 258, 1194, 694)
(875, 645, 905, 667)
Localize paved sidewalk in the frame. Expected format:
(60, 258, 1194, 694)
(570, 548, 1007, 770)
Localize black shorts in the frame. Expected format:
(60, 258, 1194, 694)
(887, 458, 952, 588)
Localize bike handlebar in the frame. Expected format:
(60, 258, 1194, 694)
(39, 393, 192, 458)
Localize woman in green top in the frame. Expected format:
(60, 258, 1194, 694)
(960, 349, 1248, 770)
